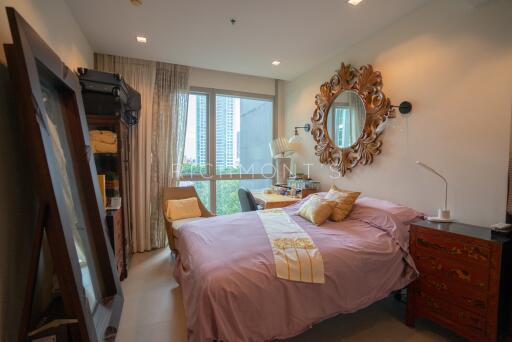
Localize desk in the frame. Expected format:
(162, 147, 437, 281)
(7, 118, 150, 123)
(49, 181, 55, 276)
(251, 192, 300, 209)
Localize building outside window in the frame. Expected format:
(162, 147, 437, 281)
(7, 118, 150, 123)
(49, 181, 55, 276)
(181, 89, 274, 215)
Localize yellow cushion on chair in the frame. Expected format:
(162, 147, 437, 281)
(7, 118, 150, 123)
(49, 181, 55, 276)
(165, 197, 202, 221)
(324, 185, 361, 222)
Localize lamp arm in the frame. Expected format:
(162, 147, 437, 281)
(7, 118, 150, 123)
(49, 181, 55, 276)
(416, 161, 448, 210)
(294, 123, 311, 133)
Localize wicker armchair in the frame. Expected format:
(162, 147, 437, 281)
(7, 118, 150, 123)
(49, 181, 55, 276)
(162, 186, 213, 254)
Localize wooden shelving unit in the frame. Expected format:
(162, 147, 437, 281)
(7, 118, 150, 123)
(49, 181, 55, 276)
(87, 114, 132, 280)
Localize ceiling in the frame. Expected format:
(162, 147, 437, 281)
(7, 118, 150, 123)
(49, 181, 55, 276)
(65, 0, 429, 80)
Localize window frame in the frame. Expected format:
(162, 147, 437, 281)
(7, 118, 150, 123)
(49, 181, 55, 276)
(180, 87, 276, 213)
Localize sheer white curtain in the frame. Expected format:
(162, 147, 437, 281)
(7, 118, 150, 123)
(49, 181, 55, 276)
(149, 63, 189, 248)
(95, 54, 189, 251)
(347, 94, 366, 144)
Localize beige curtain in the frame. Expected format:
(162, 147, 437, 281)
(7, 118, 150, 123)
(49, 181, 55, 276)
(149, 63, 189, 248)
(94, 54, 189, 252)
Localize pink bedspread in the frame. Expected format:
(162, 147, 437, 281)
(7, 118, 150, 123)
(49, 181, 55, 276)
(175, 199, 419, 342)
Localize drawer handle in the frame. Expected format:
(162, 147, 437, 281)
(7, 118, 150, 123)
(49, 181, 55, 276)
(458, 312, 484, 329)
(432, 280, 447, 290)
(463, 297, 486, 309)
(449, 269, 471, 282)
(419, 291, 441, 312)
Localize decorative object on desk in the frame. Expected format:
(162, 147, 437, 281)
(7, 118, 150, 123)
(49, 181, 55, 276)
(269, 137, 295, 185)
(5, 8, 123, 341)
(311, 63, 395, 176)
(288, 178, 320, 190)
(416, 161, 454, 222)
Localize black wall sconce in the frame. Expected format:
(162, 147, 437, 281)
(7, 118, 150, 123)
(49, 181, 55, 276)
(391, 101, 412, 114)
(293, 123, 311, 136)
(289, 123, 311, 144)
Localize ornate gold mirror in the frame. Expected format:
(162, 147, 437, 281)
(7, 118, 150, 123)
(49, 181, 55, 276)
(311, 63, 395, 175)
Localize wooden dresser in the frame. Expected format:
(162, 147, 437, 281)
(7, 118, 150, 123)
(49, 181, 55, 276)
(407, 220, 512, 341)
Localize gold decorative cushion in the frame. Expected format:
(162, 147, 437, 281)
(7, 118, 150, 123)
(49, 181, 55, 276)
(165, 197, 202, 221)
(324, 185, 361, 222)
(297, 194, 338, 225)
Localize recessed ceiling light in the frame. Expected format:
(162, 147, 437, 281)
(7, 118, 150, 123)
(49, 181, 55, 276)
(136, 36, 147, 43)
(348, 0, 363, 5)
(272, 60, 281, 66)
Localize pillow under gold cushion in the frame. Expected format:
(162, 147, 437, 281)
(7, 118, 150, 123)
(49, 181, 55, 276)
(324, 185, 361, 222)
(165, 197, 202, 221)
(297, 194, 338, 225)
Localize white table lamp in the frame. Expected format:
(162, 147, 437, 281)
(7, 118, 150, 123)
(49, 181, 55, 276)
(416, 160, 454, 222)
(270, 137, 294, 158)
(270, 138, 294, 184)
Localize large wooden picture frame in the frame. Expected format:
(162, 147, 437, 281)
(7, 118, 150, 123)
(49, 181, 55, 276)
(4, 7, 123, 341)
(311, 63, 395, 176)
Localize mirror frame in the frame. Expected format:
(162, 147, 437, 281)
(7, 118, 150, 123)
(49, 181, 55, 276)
(5, 7, 123, 341)
(311, 63, 395, 176)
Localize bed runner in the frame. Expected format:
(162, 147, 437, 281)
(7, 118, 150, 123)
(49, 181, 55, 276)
(257, 209, 325, 284)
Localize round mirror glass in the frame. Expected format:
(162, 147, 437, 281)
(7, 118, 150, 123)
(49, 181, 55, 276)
(327, 90, 366, 148)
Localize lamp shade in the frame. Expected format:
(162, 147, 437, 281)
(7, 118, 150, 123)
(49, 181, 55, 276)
(269, 137, 294, 158)
(289, 134, 301, 144)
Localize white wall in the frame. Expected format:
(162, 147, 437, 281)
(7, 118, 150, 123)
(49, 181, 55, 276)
(189, 66, 275, 96)
(0, 1, 92, 340)
(284, 0, 512, 226)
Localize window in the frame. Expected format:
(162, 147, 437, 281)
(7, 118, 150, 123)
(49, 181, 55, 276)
(183, 93, 208, 175)
(180, 89, 275, 214)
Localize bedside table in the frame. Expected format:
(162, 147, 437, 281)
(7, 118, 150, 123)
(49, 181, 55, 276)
(406, 220, 512, 341)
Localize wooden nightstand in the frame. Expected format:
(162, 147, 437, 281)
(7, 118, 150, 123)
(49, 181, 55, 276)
(407, 220, 512, 341)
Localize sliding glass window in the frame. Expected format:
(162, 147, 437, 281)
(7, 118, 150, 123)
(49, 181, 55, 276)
(180, 89, 275, 214)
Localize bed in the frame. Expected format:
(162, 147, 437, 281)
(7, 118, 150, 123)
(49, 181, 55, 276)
(175, 195, 421, 342)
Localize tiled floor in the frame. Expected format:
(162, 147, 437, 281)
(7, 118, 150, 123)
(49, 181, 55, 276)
(116, 248, 462, 342)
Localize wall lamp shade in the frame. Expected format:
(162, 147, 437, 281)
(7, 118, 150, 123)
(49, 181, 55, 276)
(270, 137, 294, 158)
(289, 123, 311, 145)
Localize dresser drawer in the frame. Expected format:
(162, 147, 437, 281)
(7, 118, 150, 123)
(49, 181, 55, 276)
(418, 273, 488, 315)
(414, 227, 491, 265)
(414, 251, 489, 292)
(415, 288, 487, 337)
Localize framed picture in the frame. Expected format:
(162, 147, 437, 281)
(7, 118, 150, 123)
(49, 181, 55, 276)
(5, 7, 123, 341)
